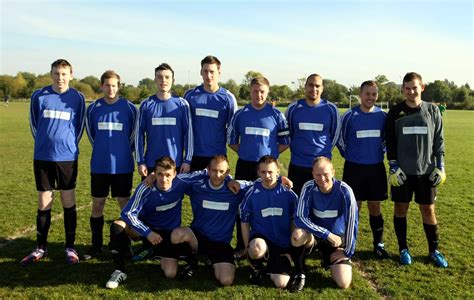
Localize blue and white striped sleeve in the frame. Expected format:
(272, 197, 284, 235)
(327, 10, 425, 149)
(276, 110, 290, 145)
(284, 101, 296, 139)
(239, 186, 255, 223)
(181, 98, 194, 164)
(337, 109, 352, 158)
(294, 181, 330, 239)
(341, 182, 358, 257)
(135, 99, 148, 166)
(329, 102, 341, 150)
(75, 92, 86, 142)
(227, 91, 238, 126)
(85, 101, 96, 145)
(227, 108, 242, 145)
(127, 100, 138, 150)
(121, 183, 152, 237)
(29, 89, 41, 138)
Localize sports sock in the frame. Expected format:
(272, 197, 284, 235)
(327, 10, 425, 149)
(291, 245, 306, 275)
(249, 257, 264, 271)
(394, 216, 408, 252)
(36, 209, 51, 249)
(423, 223, 439, 253)
(90, 216, 104, 250)
(63, 205, 77, 249)
(370, 214, 384, 247)
(109, 222, 131, 272)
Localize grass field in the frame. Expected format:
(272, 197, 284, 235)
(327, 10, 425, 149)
(0, 102, 473, 298)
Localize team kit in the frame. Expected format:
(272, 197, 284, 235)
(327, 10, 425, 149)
(23, 56, 448, 291)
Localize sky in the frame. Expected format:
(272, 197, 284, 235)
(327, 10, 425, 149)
(1, 0, 473, 88)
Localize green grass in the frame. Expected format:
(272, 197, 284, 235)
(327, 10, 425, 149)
(0, 102, 473, 298)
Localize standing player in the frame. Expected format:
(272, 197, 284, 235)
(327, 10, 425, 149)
(136, 63, 193, 178)
(285, 74, 341, 195)
(291, 157, 358, 291)
(22, 59, 86, 265)
(83, 70, 138, 260)
(240, 156, 298, 289)
(184, 55, 238, 171)
(105, 157, 196, 289)
(337, 80, 389, 259)
(386, 72, 448, 267)
(227, 76, 290, 257)
(171, 155, 251, 286)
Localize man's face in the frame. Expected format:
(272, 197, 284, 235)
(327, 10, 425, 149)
(155, 69, 174, 93)
(312, 161, 334, 193)
(250, 84, 269, 109)
(51, 66, 73, 92)
(208, 159, 230, 187)
(258, 162, 279, 189)
(403, 79, 424, 104)
(305, 76, 324, 102)
(155, 166, 176, 191)
(360, 85, 378, 110)
(200, 63, 220, 88)
(101, 77, 119, 100)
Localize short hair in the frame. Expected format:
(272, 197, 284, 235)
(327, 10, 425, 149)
(360, 80, 378, 91)
(201, 55, 221, 69)
(312, 156, 333, 169)
(403, 72, 423, 86)
(154, 156, 176, 172)
(51, 59, 72, 73)
(208, 155, 230, 170)
(305, 73, 323, 86)
(100, 70, 121, 86)
(155, 63, 175, 79)
(257, 155, 281, 170)
(250, 76, 270, 88)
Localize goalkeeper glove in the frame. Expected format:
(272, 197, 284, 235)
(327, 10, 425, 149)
(388, 160, 407, 187)
(429, 158, 446, 187)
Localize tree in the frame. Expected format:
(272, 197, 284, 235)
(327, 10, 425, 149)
(138, 78, 156, 94)
(321, 79, 348, 104)
(220, 79, 240, 100)
(70, 80, 96, 99)
(423, 80, 452, 103)
(80, 76, 101, 94)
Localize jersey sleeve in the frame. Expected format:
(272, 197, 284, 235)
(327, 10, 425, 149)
(227, 91, 238, 126)
(121, 183, 152, 237)
(385, 106, 399, 161)
(337, 109, 352, 158)
(239, 187, 254, 223)
(75, 92, 86, 142)
(127, 100, 139, 151)
(85, 102, 96, 145)
(227, 108, 242, 145)
(329, 102, 341, 150)
(432, 105, 445, 166)
(284, 101, 296, 139)
(342, 184, 358, 257)
(135, 99, 148, 166)
(29, 89, 41, 138)
(276, 110, 290, 145)
(181, 99, 194, 164)
(294, 181, 330, 239)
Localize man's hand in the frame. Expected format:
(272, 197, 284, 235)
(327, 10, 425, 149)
(143, 172, 156, 187)
(429, 167, 446, 187)
(330, 248, 349, 264)
(138, 164, 148, 177)
(388, 160, 407, 187)
(147, 231, 162, 245)
(180, 163, 190, 174)
(227, 180, 241, 194)
(281, 176, 293, 189)
(327, 233, 342, 248)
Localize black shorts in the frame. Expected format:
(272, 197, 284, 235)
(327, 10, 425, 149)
(313, 237, 352, 269)
(191, 228, 235, 265)
(91, 173, 133, 198)
(235, 159, 259, 181)
(190, 156, 213, 172)
(34, 160, 78, 191)
(250, 233, 291, 275)
(151, 229, 179, 259)
(288, 163, 313, 196)
(391, 175, 437, 205)
(342, 161, 388, 201)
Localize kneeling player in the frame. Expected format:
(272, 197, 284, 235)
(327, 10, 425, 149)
(105, 157, 190, 289)
(240, 156, 298, 289)
(291, 157, 358, 291)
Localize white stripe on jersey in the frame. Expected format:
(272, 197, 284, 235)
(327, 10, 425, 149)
(278, 130, 290, 136)
(195, 108, 219, 119)
(155, 199, 181, 211)
(299, 122, 323, 131)
(152, 117, 176, 125)
(403, 126, 428, 134)
(261, 207, 283, 217)
(202, 200, 229, 211)
(356, 129, 380, 138)
(44, 109, 71, 120)
(313, 209, 338, 218)
(245, 127, 270, 137)
(98, 122, 123, 131)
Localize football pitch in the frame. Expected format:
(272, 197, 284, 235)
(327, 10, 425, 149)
(0, 102, 472, 298)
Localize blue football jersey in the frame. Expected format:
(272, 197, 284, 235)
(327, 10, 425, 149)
(29, 85, 86, 161)
(240, 181, 298, 249)
(135, 95, 193, 168)
(184, 85, 237, 156)
(338, 106, 386, 164)
(295, 179, 358, 257)
(86, 98, 138, 173)
(227, 103, 289, 162)
(285, 99, 340, 167)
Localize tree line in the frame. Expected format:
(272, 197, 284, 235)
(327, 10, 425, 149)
(1, 71, 473, 109)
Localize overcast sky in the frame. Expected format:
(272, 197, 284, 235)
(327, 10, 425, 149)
(1, 0, 472, 88)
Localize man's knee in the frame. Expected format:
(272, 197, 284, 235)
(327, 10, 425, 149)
(171, 227, 187, 244)
(248, 238, 267, 259)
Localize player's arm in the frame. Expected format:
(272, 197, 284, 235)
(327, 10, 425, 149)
(239, 193, 253, 252)
(385, 107, 407, 186)
(330, 103, 342, 150)
(276, 111, 290, 152)
(227, 109, 241, 153)
(75, 92, 87, 142)
(430, 106, 446, 186)
(180, 99, 193, 173)
(336, 110, 351, 158)
(128, 101, 139, 151)
(85, 103, 95, 145)
(29, 90, 41, 138)
(120, 184, 153, 238)
(135, 101, 148, 176)
(342, 186, 358, 257)
(227, 92, 238, 124)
